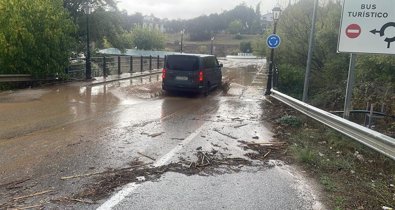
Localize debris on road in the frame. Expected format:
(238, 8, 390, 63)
(213, 129, 238, 139)
(0, 178, 31, 190)
(61, 171, 104, 180)
(52, 197, 96, 205)
(137, 152, 156, 161)
(71, 149, 255, 202)
(234, 124, 248, 128)
(11, 204, 44, 210)
(13, 190, 53, 201)
(61, 162, 153, 180)
(188, 151, 212, 168)
(240, 141, 288, 161)
(141, 132, 165, 138)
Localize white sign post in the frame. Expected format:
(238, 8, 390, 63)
(338, 0, 395, 54)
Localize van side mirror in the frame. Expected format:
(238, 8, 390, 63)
(219, 63, 223, 68)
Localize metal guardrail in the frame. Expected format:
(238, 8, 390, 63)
(270, 90, 395, 160)
(0, 74, 32, 82)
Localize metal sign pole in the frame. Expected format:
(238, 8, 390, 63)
(302, 0, 319, 102)
(343, 53, 357, 119)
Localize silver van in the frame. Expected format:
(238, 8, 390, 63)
(162, 54, 223, 95)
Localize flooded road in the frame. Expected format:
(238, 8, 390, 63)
(0, 59, 323, 209)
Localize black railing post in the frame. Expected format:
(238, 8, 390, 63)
(149, 55, 152, 71)
(103, 56, 107, 78)
(118, 56, 121, 75)
(273, 64, 279, 88)
(130, 56, 133, 73)
(140, 56, 143, 73)
(157, 55, 160, 69)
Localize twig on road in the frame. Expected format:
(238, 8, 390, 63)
(213, 129, 238, 140)
(13, 204, 43, 210)
(0, 178, 30, 189)
(13, 190, 53, 201)
(65, 197, 96, 204)
(263, 150, 272, 159)
(137, 152, 156, 161)
(149, 132, 165, 138)
(234, 124, 248, 128)
(61, 172, 103, 180)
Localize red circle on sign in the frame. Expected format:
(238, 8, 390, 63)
(346, 24, 361, 39)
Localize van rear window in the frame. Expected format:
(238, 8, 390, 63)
(166, 56, 199, 71)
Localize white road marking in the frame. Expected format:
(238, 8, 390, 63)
(96, 123, 206, 210)
(96, 183, 139, 210)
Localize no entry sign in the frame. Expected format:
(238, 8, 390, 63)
(345, 24, 361, 38)
(338, 0, 395, 54)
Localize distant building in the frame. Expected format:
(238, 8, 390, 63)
(261, 13, 273, 32)
(142, 15, 165, 32)
(262, 13, 273, 22)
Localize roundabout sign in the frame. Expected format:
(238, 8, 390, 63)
(266, 34, 281, 49)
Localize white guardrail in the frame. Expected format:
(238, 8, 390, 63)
(270, 90, 395, 160)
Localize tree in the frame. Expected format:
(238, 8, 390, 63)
(228, 20, 243, 34)
(63, 0, 117, 21)
(0, 0, 76, 77)
(85, 8, 125, 50)
(63, 0, 125, 51)
(129, 26, 165, 50)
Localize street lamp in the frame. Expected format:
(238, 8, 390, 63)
(210, 36, 215, 55)
(180, 29, 185, 53)
(83, 3, 92, 80)
(265, 6, 282, 95)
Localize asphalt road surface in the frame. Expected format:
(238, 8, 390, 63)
(0, 59, 324, 210)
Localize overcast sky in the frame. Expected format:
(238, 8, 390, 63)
(116, 0, 285, 20)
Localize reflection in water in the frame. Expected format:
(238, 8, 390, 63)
(0, 84, 120, 139)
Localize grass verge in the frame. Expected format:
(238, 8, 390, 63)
(264, 100, 395, 210)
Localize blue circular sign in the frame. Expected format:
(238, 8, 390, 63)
(266, 34, 281, 49)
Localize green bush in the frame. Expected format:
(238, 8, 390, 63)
(277, 64, 304, 99)
(278, 115, 302, 128)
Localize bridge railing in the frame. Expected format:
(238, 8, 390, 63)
(67, 55, 165, 80)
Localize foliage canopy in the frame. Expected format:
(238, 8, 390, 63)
(0, 0, 76, 77)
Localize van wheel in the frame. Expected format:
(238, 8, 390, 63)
(204, 82, 210, 96)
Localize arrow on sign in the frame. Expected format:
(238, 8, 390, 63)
(369, 29, 380, 35)
(370, 22, 395, 48)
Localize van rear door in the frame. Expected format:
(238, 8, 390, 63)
(164, 55, 200, 88)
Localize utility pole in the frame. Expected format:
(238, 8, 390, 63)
(302, 0, 318, 102)
(180, 29, 185, 53)
(85, 4, 92, 80)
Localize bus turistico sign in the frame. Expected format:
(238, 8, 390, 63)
(338, 0, 395, 55)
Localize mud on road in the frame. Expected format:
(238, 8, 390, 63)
(0, 59, 324, 210)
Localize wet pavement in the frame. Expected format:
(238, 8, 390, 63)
(0, 59, 324, 209)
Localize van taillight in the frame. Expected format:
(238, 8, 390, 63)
(199, 71, 204, 82)
(162, 68, 166, 79)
